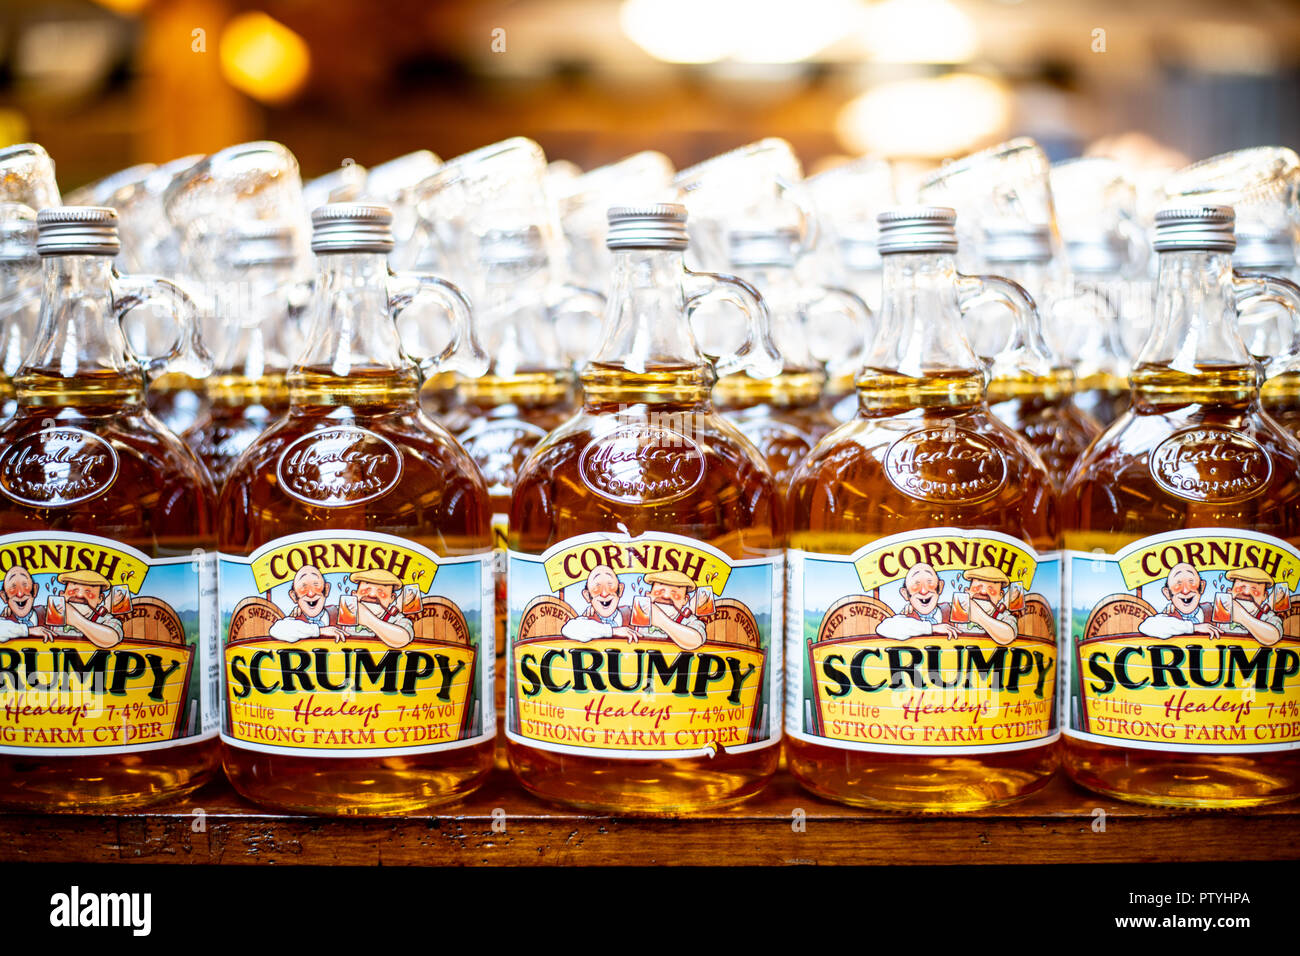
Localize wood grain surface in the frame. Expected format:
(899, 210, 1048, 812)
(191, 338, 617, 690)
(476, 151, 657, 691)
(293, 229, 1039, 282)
(1, 766, 1296, 867)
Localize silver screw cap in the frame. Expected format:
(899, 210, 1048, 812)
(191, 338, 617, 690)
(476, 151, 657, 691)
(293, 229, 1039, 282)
(1153, 205, 1235, 253)
(232, 220, 299, 267)
(311, 203, 394, 254)
(876, 206, 958, 255)
(36, 206, 120, 257)
(1233, 224, 1296, 271)
(607, 203, 688, 250)
(982, 221, 1053, 264)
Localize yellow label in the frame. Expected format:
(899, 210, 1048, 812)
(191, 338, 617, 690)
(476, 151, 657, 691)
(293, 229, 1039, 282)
(806, 634, 1056, 749)
(853, 534, 1037, 593)
(0, 637, 193, 749)
(248, 538, 439, 594)
(0, 539, 149, 593)
(1065, 528, 1300, 752)
(224, 636, 477, 751)
(542, 539, 732, 593)
(1076, 634, 1300, 748)
(1116, 535, 1300, 591)
(512, 636, 766, 754)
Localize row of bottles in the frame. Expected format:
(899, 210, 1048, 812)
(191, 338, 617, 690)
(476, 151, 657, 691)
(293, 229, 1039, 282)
(0, 195, 1296, 817)
(7, 138, 1295, 538)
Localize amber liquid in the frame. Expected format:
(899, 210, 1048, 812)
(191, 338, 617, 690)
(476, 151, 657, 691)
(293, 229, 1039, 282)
(508, 364, 782, 813)
(1261, 374, 1300, 438)
(716, 371, 838, 495)
(0, 370, 217, 811)
(183, 374, 288, 489)
(988, 371, 1102, 490)
(1074, 371, 1130, 427)
(147, 372, 208, 436)
(217, 367, 494, 815)
(1062, 365, 1300, 807)
(787, 370, 1059, 811)
(442, 374, 572, 669)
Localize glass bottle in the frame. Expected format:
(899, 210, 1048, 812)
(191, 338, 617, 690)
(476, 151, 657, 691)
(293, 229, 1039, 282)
(786, 207, 1060, 811)
(217, 204, 494, 815)
(712, 227, 856, 494)
(506, 204, 784, 813)
(974, 221, 1102, 489)
(1237, 225, 1300, 433)
(0, 208, 41, 421)
(0, 207, 218, 810)
(182, 222, 299, 488)
(440, 227, 578, 658)
(1061, 205, 1300, 808)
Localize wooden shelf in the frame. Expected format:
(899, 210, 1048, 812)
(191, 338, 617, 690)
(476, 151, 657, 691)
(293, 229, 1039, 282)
(2, 767, 1296, 866)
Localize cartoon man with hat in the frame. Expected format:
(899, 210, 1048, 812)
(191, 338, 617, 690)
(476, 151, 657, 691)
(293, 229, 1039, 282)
(0, 565, 53, 643)
(54, 569, 124, 649)
(640, 569, 707, 651)
(350, 568, 416, 650)
(1224, 566, 1284, 646)
(957, 566, 1017, 646)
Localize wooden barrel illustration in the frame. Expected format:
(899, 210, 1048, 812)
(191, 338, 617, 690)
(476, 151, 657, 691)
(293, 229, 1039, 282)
(119, 596, 188, 645)
(816, 594, 893, 642)
(704, 598, 761, 648)
(1015, 593, 1057, 642)
(411, 595, 472, 645)
(1083, 593, 1158, 639)
(1282, 604, 1300, 640)
(516, 595, 575, 642)
(227, 596, 284, 643)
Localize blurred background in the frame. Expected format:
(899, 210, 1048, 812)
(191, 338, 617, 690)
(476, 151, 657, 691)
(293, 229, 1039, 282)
(0, 0, 1297, 189)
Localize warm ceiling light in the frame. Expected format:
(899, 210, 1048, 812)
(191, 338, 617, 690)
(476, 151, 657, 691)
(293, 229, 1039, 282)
(620, 0, 734, 64)
(728, 0, 863, 63)
(862, 0, 977, 63)
(836, 74, 1010, 158)
(219, 12, 310, 104)
(621, 0, 861, 64)
(90, 0, 150, 14)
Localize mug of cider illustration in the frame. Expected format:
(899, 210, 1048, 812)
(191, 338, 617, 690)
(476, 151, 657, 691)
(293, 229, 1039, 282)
(950, 591, 970, 623)
(109, 585, 131, 615)
(1212, 592, 1233, 624)
(1270, 584, 1290, 614)
(46, 595, 65, 626)
(1005, 582, 1025, 612)
(399, 584, 422, 615)
(338, 593, 359, 627)
(631, 594, 652, 627)
(692, 586, 715, 616)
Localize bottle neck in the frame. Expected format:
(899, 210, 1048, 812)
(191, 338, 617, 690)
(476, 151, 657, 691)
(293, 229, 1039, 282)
(715, 261, 823, 406)
(581, 247, 713, 407)
(459, 257, 573, 405)
(209, 262, 295, 407)
(978, 257, 1076, 399)
(288, 251, 419, 408)
(15, 254, 144, 408)
(858, 251, 985, 413)
(1131, 249, 1258, 406)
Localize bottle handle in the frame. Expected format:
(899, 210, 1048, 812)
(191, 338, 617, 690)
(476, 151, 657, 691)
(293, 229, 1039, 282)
(548, 282, 607, 367)
(684, 268, 782, 379)
(388, 271, 489, 379)
(803, 285, 873, 380)
(111, 271, 212, 380)
(954, 273, 1054, 382)
(1233, 270, 1300, 378)
(780, 176, 820, 259)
